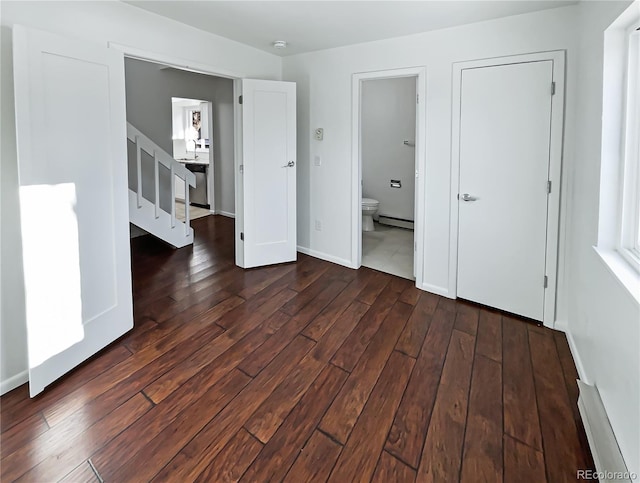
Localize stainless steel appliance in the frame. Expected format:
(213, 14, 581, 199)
(185, 162, 209, 208)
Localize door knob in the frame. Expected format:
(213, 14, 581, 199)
(459, 193, 477, 202)
(282, 161, 295, 168)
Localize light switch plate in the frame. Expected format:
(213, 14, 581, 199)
(314, 155, 321, 166)
(314, 128, 324, 141)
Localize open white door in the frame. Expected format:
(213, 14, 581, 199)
(13, 26, 133, 396)
(239, 79, 296, 268)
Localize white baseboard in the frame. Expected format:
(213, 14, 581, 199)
(564, 326, 589, 384)
(578, 381, 633, 483)
(0, 370, 28, 396)
(378, 216, 414, 230)
(420, 282, 452, 299)
(554, 318, 569, 332)
(296, 246, 354, 269)
(215, 210, 235, 219)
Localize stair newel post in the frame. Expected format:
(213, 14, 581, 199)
(135, 136, 142, 208)
(170, 163, 176, 229)
(184, 176, 190, 236)
(153, 149, 159, 219)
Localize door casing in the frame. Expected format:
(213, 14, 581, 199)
(108, 43, 247, 267)
(449, 51, 566, 328)
(351, 67, 427, 289)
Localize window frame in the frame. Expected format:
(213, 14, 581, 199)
(618, 23, 640, 272)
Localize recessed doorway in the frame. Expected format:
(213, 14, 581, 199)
(360, 76, 417, 280)
(352, 67, 426, 286)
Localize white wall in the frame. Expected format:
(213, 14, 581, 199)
(362, 77, 416, 221)
(0, 26, 28, 393)
(283, 5, 578, 297)
(566, 1, 639, 475)
(0, 0, 280, 393)
(124, 58, 235, 215)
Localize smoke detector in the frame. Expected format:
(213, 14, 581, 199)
(272, 40, 287, 49)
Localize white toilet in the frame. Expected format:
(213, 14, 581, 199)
(362, 198, 380, 232)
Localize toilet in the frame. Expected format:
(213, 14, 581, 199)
(362, 198, 380, 232)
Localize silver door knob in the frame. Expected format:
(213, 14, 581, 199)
(282, 160, 295, 168)
(460, 193, 476, 201)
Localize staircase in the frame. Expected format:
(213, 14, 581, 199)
(127, 123, 196, 248)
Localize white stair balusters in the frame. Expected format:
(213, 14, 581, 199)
(127, 122, 196, 248)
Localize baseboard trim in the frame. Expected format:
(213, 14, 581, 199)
(296, 246, 354, 269)
(0, 370, 28, 396)
(378, 216, 414, 230)
(215, 210, 235, 219)
(564, 326, 588, 383)
(554, 318, 568, 332)
(420, 282, 452, 299)
(578, 381, 633, 482)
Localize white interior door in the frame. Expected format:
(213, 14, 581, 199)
(240, 79, 296, 268)
(457, 61, 553, 321)
(13, 26, 133, 396)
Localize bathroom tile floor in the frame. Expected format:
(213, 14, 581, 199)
(362, 221, 414, 280)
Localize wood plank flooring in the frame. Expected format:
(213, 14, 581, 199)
(0, 215, 595, 482)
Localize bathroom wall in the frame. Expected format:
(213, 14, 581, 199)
(362, 77, 417, 221)
(124, 58, 236, 216)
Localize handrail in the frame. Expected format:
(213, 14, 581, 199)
(127, 123, 196, 187)
(127, 122, 196, 242)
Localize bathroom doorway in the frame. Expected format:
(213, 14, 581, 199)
(352, 67, 426, 285)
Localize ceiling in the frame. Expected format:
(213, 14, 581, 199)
(124, 1, 577, 57)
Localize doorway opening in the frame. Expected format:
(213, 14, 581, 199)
(123, 57, 236, 239)
(352, 67, 426, 286)
(171, 97, 213, 221)
(361, 76, 417, 280)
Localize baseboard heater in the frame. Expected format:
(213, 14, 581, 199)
(577, 381, 634, 483)
(377, 214, 414, 230)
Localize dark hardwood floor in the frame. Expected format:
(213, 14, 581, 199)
(0, 215, 594, 482)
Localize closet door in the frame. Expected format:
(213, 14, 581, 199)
(457, 61, 554, 321)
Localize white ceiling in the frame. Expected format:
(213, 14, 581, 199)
(124, 1, 577, 57)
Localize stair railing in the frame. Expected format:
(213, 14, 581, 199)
(127, 123, 196, 236)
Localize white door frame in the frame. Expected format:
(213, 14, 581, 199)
(205, 100, 215, 212)
(351, 67, 427, 288)
(449, 51, 566, 327)
(107, 43, 245, 265)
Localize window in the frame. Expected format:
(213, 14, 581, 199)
(596, 2, 640, 301)
(619, 24, 640, 271)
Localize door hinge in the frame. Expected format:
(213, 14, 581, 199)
(416, 93, 419, 104)
(551, 82, 556, 96)
(547, 180, 552, 194)
(240, 232, 244, 241)
(238, 95, 243, 104)
(544, 275, 548, 288)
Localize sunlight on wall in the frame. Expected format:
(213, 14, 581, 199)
(19, 183, 84, 368)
